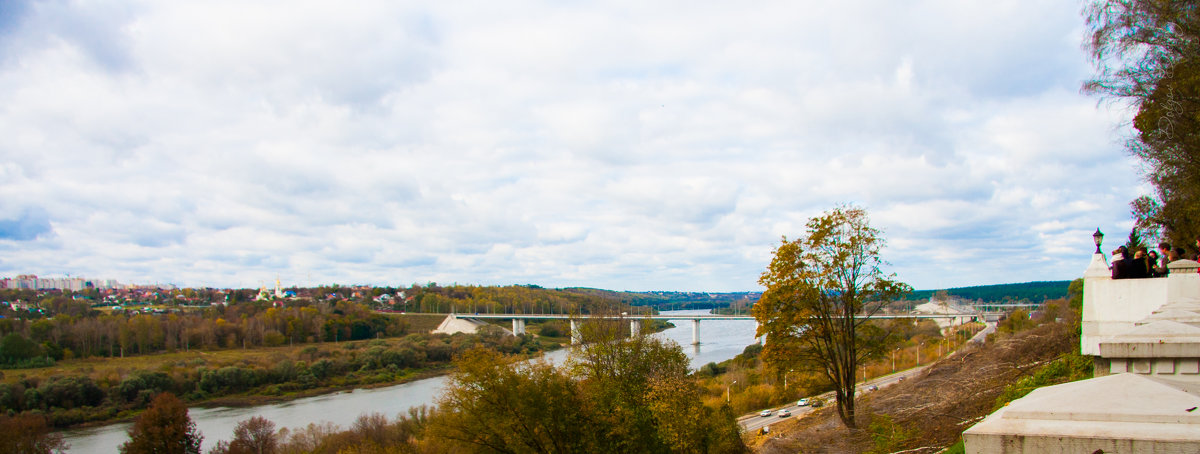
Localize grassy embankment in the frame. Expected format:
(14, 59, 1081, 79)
(751, 300, 1088, 453)
(694, 319, 984, 417)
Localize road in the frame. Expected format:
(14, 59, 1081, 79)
(738, 322, 995, 433)
(737, 365, 929, 433)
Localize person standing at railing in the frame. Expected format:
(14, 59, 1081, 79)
(1149, 250, 1164, 277)
(1130, 247, 1151, 278)
(1110, 246, 1130, 279)
(1154, 242, 1172, 276)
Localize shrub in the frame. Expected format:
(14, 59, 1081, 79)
(263, 330, 286, 347)
(117, 371, 174, 404)
(867, 414, 916, 454)
(200, 367, 261, 394)
(538, 321, 564, 337)
(39, 376, 105, 410)
(993, 353, 1092, 410)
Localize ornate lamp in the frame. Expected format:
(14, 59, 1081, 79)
(1093, 228, 1103, 254)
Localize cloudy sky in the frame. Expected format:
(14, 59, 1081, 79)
(0, 1, 1143, 292)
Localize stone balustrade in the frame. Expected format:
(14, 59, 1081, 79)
(964, 257, 1200, 453)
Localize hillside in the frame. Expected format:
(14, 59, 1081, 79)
(903, 281, 1071, 304)
(565, 281, 1071, 314)
(751, 319, 1082, 453)
(562, 288, 761, 310)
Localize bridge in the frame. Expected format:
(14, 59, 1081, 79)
(436, 312, 986, 345)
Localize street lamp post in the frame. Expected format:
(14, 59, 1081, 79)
(892, 348, 898, 372)
(917, 342, 924, 365)
(727, 380, 738, 403)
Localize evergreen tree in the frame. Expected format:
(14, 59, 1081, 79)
(1125, 226, 1148, 252)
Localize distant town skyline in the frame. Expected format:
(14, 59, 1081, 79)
(0, 1, 1141, 292)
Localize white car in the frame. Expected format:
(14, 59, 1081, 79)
(797, 398, 809, 406)
(778, 409, 792, 417)
(760, 409, 773, 417)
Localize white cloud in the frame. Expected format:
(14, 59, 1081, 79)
(0, 0, 1143, 291)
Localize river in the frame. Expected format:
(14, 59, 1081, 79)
(60, 309, 758, 452)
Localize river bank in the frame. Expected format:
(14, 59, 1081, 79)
(2, 324, 552, 430)
(64, 361, 461, 431)
(59, 310, 759, 452)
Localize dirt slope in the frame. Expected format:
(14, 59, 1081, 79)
(750, 321, 1077, 453)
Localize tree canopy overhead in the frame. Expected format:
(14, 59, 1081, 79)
(1085, 0, 1200, 246)
(754, 205, 910, 429)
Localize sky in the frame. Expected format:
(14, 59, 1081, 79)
(0, 1, 1145, 292)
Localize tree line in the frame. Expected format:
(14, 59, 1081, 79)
(0, 284, 646, 366)
(0, 300, 407, 365)
(901, 281, 1071, 305)
(399, 284, 644, 315)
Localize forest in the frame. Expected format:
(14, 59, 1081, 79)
(901, 281, 1070, 304)
(0, 284, 646, 365)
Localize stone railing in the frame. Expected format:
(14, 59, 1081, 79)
(964, 256, 1200, 453)
(1080, 256, 1199, 355)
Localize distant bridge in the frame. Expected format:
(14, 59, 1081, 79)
(427, 311, 985, 345)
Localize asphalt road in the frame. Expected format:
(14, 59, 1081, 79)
(737, 365, 928, 433)
(737, 322, 995, 433)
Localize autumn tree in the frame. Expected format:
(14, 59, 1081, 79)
(428, 321, 747, 453)
(1084, 0, 1200, 246)
(570, 318, 735, 452)
(119, 392, 203, 454)
(0, 413, 68, 454)
(754, 206, 910, 429)
(429, 348, 599, 453)
(217, 416, 278, 454)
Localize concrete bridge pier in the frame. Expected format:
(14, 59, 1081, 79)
(630, 320, 640, 337)
(570, 320, 580, 344)
(691, 319, 700, 345)
(512, 319, 526, 335)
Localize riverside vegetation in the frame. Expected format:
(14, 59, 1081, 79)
(17, 317, 748, 454)
(0, 285, 660, 429)
(1, 280, 1074, 452)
